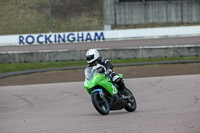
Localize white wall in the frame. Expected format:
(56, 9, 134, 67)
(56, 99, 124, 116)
(0, 26, 200, 46)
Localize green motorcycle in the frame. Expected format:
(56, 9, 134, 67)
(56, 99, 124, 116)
(84, 72, 137, 115)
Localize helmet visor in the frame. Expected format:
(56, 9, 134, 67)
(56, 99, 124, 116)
(86, 55, 94, 61)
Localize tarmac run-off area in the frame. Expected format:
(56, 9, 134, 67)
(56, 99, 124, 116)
(0, 74, 200, 133)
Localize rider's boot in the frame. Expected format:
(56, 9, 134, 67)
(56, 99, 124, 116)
(110, 72, 129, 97)
(116, 79, 129, 97)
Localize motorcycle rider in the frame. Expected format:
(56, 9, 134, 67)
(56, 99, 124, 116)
(84, 49, 129, 97)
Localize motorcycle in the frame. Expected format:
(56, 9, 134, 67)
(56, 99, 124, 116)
(84, 72, 137, 115)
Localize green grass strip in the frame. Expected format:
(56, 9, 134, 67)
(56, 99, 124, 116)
(0, 56, 200, 73)
(110, 56, 200, 64)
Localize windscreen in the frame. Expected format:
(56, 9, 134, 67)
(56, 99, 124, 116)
(85, 64, 106, 81)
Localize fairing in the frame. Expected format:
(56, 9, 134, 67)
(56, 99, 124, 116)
(84, 73, 119, 95)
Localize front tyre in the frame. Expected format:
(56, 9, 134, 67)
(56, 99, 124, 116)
(124, 89, 137, 112)
(91, 91, 110, 115)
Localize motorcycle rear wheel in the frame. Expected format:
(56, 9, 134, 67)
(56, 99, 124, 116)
(91, 91, 110, 115)
(124, 89, 137, 112)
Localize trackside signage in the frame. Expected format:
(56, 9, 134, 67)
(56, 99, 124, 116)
(19, 32, 105, 45)
(0, 31, 105, 46)
(0, 26, 200, 46)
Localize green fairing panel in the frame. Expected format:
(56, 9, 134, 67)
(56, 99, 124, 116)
(84, 73, 104, 95)
(98, 78, 118, 95)
(84, 81, 95, 95)
(84, 73, 118, 95)
(119, 74, 123, 78)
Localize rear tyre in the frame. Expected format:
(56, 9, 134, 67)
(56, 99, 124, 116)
(124, 89, 137, 112)
(91, 91, 110, 115)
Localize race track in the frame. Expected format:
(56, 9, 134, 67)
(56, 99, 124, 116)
(1, 36, 200, 52)
(0, 74, 200, 133)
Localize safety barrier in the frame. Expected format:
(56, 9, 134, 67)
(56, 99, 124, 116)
(0, 45, 199, 63)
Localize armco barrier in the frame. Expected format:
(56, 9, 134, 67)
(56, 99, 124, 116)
(0, 45, 199, 63)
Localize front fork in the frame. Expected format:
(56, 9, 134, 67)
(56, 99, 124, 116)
(91, 89, 103, 98)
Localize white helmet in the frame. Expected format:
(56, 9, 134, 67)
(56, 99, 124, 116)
(86, 49, 100, 64)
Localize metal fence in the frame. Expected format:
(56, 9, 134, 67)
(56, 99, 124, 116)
(104, 0, 200, 29)
(0, 0, 200, 35)
(118, 0, 200, 2)
(0, 0, 103, 35)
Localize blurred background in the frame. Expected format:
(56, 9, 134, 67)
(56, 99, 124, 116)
(0, 0, 200, 35)
(0, 0, 103, 35)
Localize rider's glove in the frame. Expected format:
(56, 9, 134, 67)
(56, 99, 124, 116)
(105, 69, 113, 76)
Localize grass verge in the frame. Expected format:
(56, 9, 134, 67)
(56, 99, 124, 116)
(0, 0, 103, 35)
(0, 56, 200, 73)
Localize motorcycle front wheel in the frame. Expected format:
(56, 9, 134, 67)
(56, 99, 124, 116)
(91, 91, 110, 115)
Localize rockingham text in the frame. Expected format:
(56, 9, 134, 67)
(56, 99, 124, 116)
(19, 32, 105, 45)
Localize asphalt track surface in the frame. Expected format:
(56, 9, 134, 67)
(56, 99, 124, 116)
(0, 36, 200, 52)
(0, 74, 200, 133)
